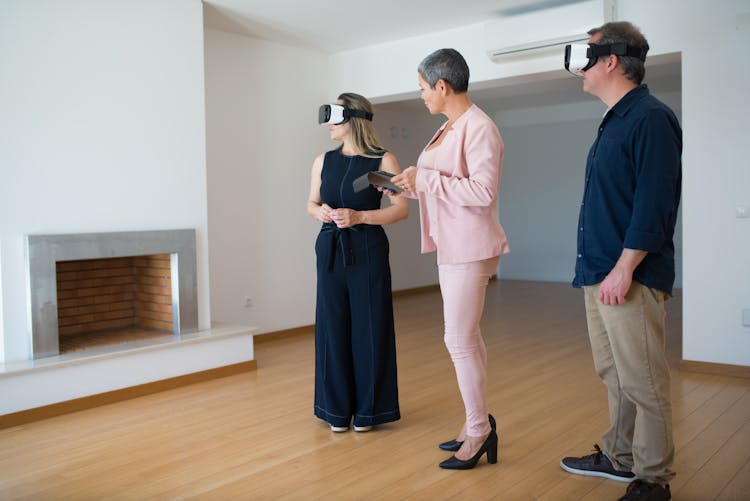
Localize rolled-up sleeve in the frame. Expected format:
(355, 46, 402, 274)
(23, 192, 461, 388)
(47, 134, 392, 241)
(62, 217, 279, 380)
(623, 110, 682, 251)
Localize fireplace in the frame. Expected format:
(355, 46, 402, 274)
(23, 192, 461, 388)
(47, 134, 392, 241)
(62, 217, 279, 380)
(56, 253, 174, 353)
(26, 230, 198, 359)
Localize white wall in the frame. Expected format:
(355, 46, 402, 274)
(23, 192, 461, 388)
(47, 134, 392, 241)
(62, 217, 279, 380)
(202, 30, 443, 335)
(325, 0, 750, 366)
(373, 106, 445, 289)
(489, 91, 682, 286)
(0, 246, 3, 361)
(637, 0, 750, 366)
(203, 29, 332, 334)
(495, 113, 594, 282)
(0, 0, 211, 362)
(4, 0, 743, 369)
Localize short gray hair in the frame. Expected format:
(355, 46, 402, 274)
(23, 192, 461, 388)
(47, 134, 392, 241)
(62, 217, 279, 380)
(417, 48, 470, 93)
(588, 21, 649, 84)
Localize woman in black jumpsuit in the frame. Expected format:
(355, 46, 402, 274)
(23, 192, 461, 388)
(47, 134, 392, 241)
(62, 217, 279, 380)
(306, 93, 408, 432)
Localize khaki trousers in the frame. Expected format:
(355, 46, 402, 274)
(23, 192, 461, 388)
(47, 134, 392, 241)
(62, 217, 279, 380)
(584, 281, 675, 484)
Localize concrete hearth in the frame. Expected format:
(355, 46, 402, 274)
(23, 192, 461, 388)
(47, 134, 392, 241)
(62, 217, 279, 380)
(0, 324, 256, 417)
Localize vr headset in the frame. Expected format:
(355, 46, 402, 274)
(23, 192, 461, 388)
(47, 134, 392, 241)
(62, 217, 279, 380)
(564, 43, 648, 76)
(318, 104, 373, 125)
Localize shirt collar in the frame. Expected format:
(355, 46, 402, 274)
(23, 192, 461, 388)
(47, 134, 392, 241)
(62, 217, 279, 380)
(610, 84, 650, 117)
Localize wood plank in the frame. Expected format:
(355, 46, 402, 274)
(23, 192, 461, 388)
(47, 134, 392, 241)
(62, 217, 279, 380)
(671, 391, 750, 496)
(1, 280, 747, 499)
(680, 417, 750, 500)
(0, 361, 257, 429)
(681, 360, 750, 380)
(716, 457, 750, 501)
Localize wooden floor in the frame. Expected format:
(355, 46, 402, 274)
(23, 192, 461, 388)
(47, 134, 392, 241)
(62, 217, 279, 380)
(1, 280, 748, 500)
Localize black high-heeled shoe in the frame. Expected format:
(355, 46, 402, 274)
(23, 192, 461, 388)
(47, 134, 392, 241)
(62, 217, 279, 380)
(439, 429, 498, 470)
(438, 414, 496, 452)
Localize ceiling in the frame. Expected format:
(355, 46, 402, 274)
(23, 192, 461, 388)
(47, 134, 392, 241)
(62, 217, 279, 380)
(202, 0, 591, 53)
(473, 53, 681, 110)
(202, 0, 681, 108)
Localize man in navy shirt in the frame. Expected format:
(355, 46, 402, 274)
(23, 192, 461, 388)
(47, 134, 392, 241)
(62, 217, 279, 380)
(559, 22, 681, 501)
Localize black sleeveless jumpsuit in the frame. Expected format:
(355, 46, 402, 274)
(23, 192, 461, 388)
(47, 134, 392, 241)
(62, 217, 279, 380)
(314, 148, 400, 428)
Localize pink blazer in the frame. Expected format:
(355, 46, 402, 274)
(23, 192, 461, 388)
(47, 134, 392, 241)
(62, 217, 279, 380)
(411, 104, 510, 265)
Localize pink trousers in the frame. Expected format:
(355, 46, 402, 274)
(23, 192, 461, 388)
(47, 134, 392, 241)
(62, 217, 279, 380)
(439, 255, 499, 437)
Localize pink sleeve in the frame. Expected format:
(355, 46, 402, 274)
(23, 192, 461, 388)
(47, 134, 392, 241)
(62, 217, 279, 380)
(415, 121, 502, 207)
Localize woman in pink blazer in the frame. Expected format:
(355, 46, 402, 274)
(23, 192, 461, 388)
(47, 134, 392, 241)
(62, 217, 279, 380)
(392, 48, 510, 470)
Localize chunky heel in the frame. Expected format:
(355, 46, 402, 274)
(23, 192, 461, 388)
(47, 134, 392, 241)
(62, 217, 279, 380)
(486, 434, 498, 464)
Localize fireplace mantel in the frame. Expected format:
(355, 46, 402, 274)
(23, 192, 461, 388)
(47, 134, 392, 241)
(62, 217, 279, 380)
(26, 230, 198, 359)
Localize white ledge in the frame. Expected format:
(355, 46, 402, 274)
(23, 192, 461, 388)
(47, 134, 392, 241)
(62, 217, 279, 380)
(1, 325, 256, 377)
(0, 325, 257, 415)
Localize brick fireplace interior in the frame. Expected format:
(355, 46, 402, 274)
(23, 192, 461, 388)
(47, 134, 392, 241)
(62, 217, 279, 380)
(56, 254, 174, 353)
(28, 229, 198, 359)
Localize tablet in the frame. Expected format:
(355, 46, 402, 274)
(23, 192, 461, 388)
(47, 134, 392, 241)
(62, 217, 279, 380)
(352, 170, 404, 193)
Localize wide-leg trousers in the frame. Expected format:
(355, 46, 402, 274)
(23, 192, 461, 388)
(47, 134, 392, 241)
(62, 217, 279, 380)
(439, 255, 499, 437)
(314, 224, 400, 428)
(584, 281, 675, 484)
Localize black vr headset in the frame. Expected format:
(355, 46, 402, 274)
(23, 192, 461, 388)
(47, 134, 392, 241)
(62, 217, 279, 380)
(564, 42, 648, 76)
(318, 104, 373, 125)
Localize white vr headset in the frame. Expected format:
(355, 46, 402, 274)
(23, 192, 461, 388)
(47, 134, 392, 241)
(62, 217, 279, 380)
(564, 42, 648, 76)
(318, 104, 373, 125)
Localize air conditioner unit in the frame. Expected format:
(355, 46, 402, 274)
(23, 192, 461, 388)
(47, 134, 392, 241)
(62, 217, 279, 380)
(485, 0, 616, 62)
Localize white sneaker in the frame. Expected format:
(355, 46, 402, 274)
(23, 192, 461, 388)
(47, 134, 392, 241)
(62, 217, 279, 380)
(330, 424, 349, 432)
(353, 425, 373, 432)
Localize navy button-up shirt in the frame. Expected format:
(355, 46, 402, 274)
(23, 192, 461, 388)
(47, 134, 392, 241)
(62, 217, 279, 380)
(573, 84, 682, 295)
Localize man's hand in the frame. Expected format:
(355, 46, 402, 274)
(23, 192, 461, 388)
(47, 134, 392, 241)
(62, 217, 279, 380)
(598, 248, 648, 305)
(598, 266, 633, 305)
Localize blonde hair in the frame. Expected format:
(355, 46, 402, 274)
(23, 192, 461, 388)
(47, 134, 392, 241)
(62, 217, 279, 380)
(338, 92, 386, 158)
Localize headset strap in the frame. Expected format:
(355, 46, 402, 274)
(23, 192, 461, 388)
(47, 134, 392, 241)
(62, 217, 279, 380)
(346, 109, 374, 121)
(590, 43, 648, 61)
